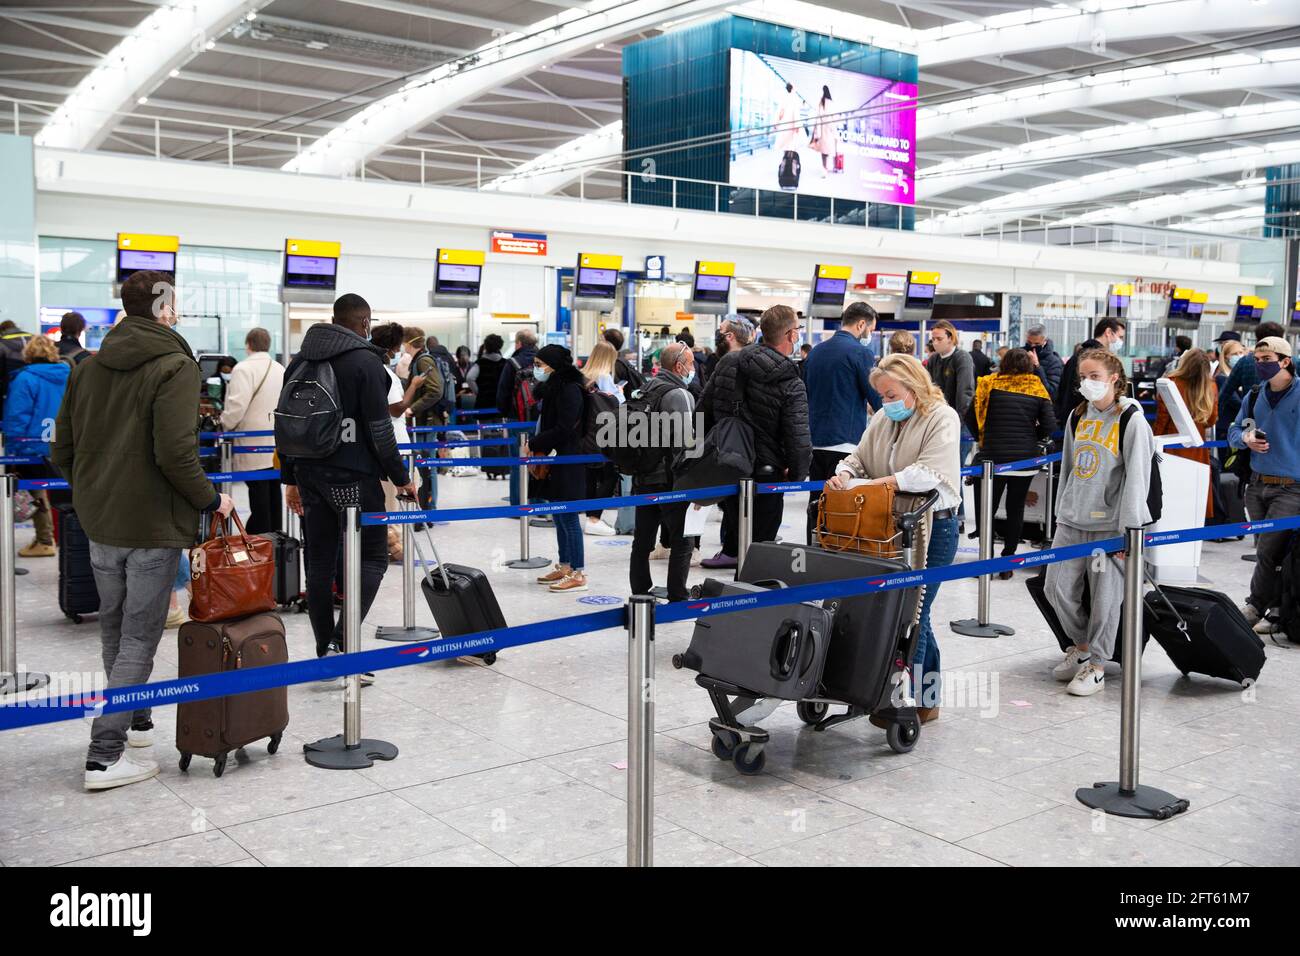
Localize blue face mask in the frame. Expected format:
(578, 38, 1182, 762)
(683, 370, 695, 385)
(1256, 360, 1282, 383)
(1227, 354, 1241, 369)
(882, 399, 913, 422)
(533, 367, 550, 383)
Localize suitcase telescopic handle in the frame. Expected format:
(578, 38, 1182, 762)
(898, 490, 941, 548)
(1106, 554, 1188, 636)
(399, 494, 452, 590)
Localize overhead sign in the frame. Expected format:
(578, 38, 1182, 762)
(491, 230, 548, 256)
(574, 253, 622, 304)
(116, 232, 178, 284)
(645, 255, 666, 280)
(432, 247, 486, 307)
(809, 264, 851, 318)
(858, 273, 906, 293)
(283, 238, 341, 292)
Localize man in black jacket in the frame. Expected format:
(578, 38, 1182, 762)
(699, 305, 811, 568)
(283, 294, 417, 667)
(57, 311, 92, 365)
(1054, 318, 1125, 426)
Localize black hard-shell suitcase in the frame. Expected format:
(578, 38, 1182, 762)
(738, 541, 913, 711)
(410, 521, 501, 664)
(1144, 585, 1265, 687)
(679, 578, 832, 701)
(1025, 566, 1139, 664)
(258, 531, 304, 611)
(176, 612, 288, 778)
(778, 149, 801, 189)
(1217, 472, 1246, 527)
(55, 503, 99, 622)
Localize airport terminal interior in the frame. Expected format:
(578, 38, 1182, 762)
(2, 0, 1300, 874)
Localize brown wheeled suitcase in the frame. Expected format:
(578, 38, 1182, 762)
(176, 612, 289, 777)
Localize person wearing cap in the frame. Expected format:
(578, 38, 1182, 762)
(529, 344, 590, 593)
(1220, 322, 1286, 429)
(1022, 323, 1064, 399)
(1229, 335, 1300, 638)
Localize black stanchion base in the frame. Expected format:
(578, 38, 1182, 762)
(14, 567, 28, 576)
(0, 671, 50, 696)
(505, 557, 550, 569)
(950, 618, 1016, 639)
(303, 735, 399, 770)
(373, 625, 440, 644)
(1076, 781, 1190, 820)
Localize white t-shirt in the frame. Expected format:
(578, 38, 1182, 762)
(385, 367, 410, 446)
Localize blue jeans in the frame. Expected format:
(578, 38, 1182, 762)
(913, 513, 959, 707)
(554, 512, 585, 571)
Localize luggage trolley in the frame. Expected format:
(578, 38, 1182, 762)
(674, 491, 939, 775)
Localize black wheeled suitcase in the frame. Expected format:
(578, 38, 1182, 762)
(778, 150, 801, 190)
(1025, 567, 1138, 664)
(55, 503, 99, 623)
(258, 531, 303, 611)
(1217, 472, 1246, 528)
(738, 541, 913, 711)
(678, 578, 832, 700)
(410, 522, 502, 664)
(1144, 585, 1265, 687)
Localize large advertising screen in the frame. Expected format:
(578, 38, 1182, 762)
(728, 50, 916, 205)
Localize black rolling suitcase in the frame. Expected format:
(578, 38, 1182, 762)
(258, 531, 303, 612)
(1025, 566, 1138, 664)
(1144, 584, 1264, 687)
(1217, 472, 1246, 528)
(778, 149, 801, 189)
(410, 522, 501, 664)
(678, 578, 832, 700)
(738, 541, 913, 711)
(55, 503, 99, 623)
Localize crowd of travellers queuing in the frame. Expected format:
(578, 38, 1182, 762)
(0, 275, 1295, 792)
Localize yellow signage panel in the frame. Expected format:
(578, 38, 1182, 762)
(1172, 288, 1195, 300)
(579, 253, 622, 271)
(118, 232, 179, 253)
(438, 248, 486, 266)
(286, 238, 341, 259)
(1191, 292, 1209, 304)
(817, 264, 853, 280)
(1112, 283, 1134, 296)
(695, 260, 735, 277)
(909, 270, 941, 286)
(1257, 298, 1269, 310)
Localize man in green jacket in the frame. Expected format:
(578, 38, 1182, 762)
(51, 270, 234, 792)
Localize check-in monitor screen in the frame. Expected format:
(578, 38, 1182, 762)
(283, 254, 338, 290)
(117, 249, 176, 283)
(812, 276, 848, 306)
(904, 281, 935, 312)
(692, 272, 731, 304)
(435, 263, 481, 296)
(576, 267, 618, 299)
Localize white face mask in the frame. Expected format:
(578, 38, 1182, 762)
(1079, 378, 1111, 404)
(1108, 338, 1124, 354)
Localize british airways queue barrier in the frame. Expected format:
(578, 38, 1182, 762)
(0, 473, 49, 696)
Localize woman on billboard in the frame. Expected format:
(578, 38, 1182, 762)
(809, 85, 838, 178)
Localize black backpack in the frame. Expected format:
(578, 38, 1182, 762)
(273, 358, 344, 459)
(601, 378, 675, 477)
(580, 382, 622, 460)
(1224, 385, 1262, 484)
(1070, 402, 1162, 523)
(429, 351, 455, 415)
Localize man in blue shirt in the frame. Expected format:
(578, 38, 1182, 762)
(803, 301, 881, 543)
(1220, 321, 1285, 427)
(1229, 335, 1300, 638)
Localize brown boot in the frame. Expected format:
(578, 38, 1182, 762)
(918, 706, 941, 724)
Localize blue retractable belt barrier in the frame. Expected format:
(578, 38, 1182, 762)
(409, 421, 536, 435)
(232, 446, 276, 454)
(0, 456, 43, 466)
(199, 430, 276, 440)
(400, 438, 513, 451)
(362, 483, 739, 525)
(454, 408, 500, 417)
(6, 512, 1299, 732)
(415, 454, 605, 469)
(17, 468, 282, 492)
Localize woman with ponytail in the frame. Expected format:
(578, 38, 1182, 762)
(825, 353, 962, 723)
(1045, 349, 1155, 697)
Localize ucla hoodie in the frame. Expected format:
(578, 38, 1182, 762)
(1057, 395, 1154, 532)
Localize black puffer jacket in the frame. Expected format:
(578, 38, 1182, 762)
(701, 344, 811, 479)
(965, 376, 1057, 465)
(280, 323, 408, 487)
(529, 363, 587, 501)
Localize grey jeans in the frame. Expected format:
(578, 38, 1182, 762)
(86, 542, 181, 764)
(1244, 480, 1300, 614)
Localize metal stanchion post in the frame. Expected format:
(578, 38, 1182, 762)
(376, 458, 440, 643)
(1, 473, 49, 696)
(951, 460, 1015, 638)
(737, 479, 754, 575)
(1077, 527, 1189, 820)
(304, 506, 399, 768)
(218, 438, 233, 498)
(626, 594, 655, 867)
(1041, 460, 1055, 547)
(506, 436, 549, 570)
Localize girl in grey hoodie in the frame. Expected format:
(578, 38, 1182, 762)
(1044, 349, 1154, 697)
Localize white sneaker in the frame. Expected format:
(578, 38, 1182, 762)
(1240, 604, 1262, 627)
(1066, 661, 1106, 697)
(690, 549, 702, 568)
(649, 545, 670, 561)
(127, 721, 154, 748)
(1254, 615, 1279, 636)
(584, 519, 616, 536)
(1052, 647, 1088, 681)
(84, 751, 159, 791)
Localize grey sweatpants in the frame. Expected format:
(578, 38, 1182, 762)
(1043, 524, 1124, 664)
(86, 542, 181, 764)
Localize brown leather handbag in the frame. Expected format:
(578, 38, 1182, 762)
(189, 512, 276, 623)
(816, 482, 898, 558)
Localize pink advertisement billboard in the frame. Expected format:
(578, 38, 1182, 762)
(728, 50, 917, 206)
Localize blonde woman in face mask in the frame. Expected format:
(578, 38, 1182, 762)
(1045, 349, 1155, 697)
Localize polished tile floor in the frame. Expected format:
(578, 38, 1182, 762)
(2, 474, 1298, 867)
